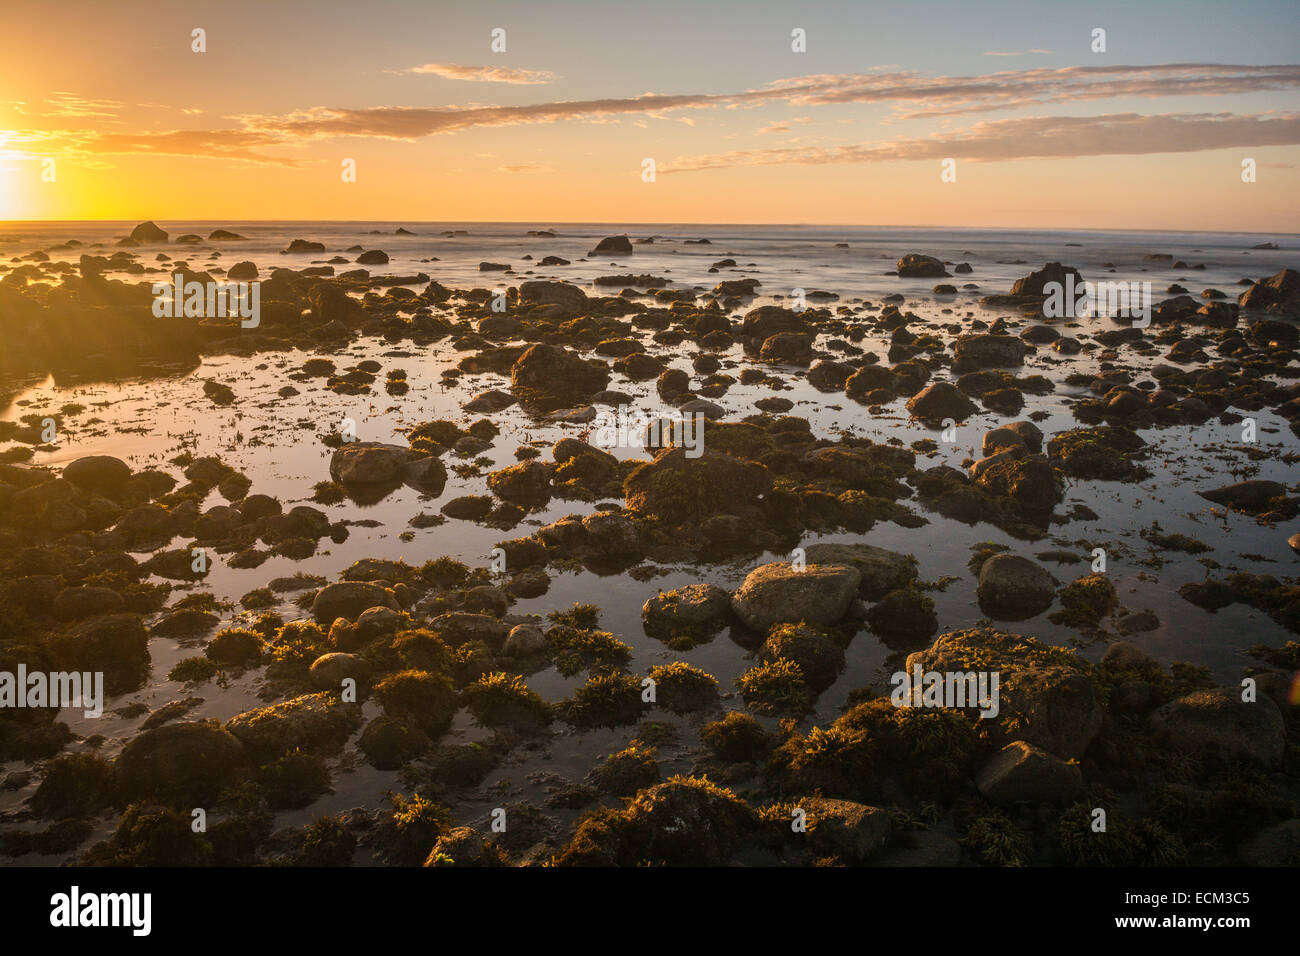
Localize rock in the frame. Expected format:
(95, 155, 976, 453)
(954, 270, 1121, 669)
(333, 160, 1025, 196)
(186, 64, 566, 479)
(487, 460, 553, 503)
(793, 797, 891, 862)
(63, 455, 131, 493)
(759, 332, 814, 364)
(623, 448, 770, 522)
(580, 511, 641, 558)
(360, 715, 430, 770)
(311, 581, 398, 625)
(227, 261, 258, 280)
(129, 221, 168, 244)
(519, 280, 587, 309)
(309, 653, 371, 691)
(429, 612, 509, 650)
(423, 826, 503, 867)
(906, 381, 978, 423)
(896, 254, 948, 278)
(803, 542, 917, 600)
(286, 238, 326, 253)
(1290, 532, 1300, 556)
(740, 306, 805, 341)
(761, 623, 844, 689)
(1101, 640, 1156, 671)
(642, 583, 731, 635)
(906, 628, 1103, 759)
(1197, 480, 1285, 513)
(975, 741, 1082, 805)
(953, 334, 1025, 372)
(1009, 261, 1083, 298)
(1238, 268, 1300, 310)
(1151, 687, 1285, 766)
(49, 613, 150, 695)
(115, 721, 248, 803)
(307, 283, 363, 324)
(977, 554, 1057, 619)
(731, 561, 860, 632)
(225, 693, 360, 760)
(464, 389, 517, 413)
(53, 586, 125, 621)
(510, 344, 610, 403)
(588, 235, 633, 257)
(329, 442, 435, 486)
(504, 624, 547, 657)
(356, 249, 389, 264)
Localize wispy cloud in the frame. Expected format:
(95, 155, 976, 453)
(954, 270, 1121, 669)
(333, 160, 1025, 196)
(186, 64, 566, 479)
(406, 63, 557, 84)
(666, 111, 1300, 171)
(498, 162, 553, 173)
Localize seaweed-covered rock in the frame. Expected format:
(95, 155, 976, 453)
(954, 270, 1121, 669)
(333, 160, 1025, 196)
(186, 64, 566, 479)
(311, 581, 399, 625)
(510, 344, 610, 406)
(554, 776, 754, 866)
(975, 741, 1082, 805)
(115, 721, 249, 804)
(642, 583, 731, 635)
(48, 613, 149, 695)
(905, 628, 1103, 759)
(1151, 687, 1285, 767)
(224, 693, 361, 761)
(623, 448, 770, 522)
(906, 382, 978, 424)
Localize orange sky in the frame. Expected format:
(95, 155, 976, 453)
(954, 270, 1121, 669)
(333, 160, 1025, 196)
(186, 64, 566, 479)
(1, 0, 1297, 230)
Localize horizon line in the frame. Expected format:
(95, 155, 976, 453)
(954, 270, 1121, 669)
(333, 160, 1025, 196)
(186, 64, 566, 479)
(1, 219, 1296, 238)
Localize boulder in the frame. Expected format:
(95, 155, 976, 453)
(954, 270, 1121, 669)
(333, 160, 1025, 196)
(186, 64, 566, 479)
(588, 235, 633, 257)
(731, 561, 860, 631)
(802, 542, 917, 600)
(1151, 687, 1285, 766)
(977, 554, 1057, 619)
(311, 581, 399, 625)
(896, 254, 948, 278)
(975, 741, 1082, 805)
(906, 381, 978, 423)
(129, 221, 168, 244)
(63, 455, 131, 493)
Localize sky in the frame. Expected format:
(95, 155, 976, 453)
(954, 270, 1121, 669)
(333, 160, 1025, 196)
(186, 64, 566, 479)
(1, 0, 1298, 230)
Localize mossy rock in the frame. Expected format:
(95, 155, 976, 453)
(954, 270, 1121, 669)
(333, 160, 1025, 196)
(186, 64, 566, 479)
(225, 692, 361, 762)
(554, 776, 755, 866)
(904, 628, 1103, 759)
(115, 720, 250, 805)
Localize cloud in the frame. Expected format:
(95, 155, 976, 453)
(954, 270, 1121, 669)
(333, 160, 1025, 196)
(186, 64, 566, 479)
(758, 117, 813, 135)
(11, 64, 1300, 168)
(407, 63, 557, 84)
(70, 129, 303, 165)
(666, 112, 1300, 171)
(498, 162, 553, 173)
(983, 49, 1053, 56)
(226, 64, 1300, 143)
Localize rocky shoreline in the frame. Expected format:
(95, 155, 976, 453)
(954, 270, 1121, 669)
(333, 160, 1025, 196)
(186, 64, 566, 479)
(0, 224, 1296, 866)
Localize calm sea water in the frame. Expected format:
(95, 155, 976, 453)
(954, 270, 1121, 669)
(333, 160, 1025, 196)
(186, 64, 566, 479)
(2, 221, 1296, 306)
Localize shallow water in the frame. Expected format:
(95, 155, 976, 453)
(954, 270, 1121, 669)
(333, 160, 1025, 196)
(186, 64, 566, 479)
(1, 221, 1297, 861)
